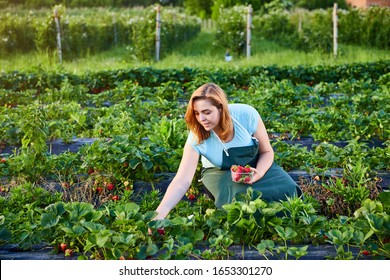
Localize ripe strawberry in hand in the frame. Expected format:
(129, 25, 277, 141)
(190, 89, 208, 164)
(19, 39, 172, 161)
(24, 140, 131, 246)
(231, 164, 254, 183)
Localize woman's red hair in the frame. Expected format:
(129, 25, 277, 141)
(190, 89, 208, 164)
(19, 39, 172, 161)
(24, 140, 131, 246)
(185, 83, 233, 144)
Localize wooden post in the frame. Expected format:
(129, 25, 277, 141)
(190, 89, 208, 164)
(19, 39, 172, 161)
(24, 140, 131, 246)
(333, 3, 338, 58)
(246, 5, 252, 58)
(113, 13, 117, 47)
(155, 5, 161, 61)
(298, 12, 302, 34)
(53, 7, 62, 64)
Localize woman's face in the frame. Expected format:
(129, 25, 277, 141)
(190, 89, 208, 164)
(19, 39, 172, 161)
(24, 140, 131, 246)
(193, 98, 222, 132)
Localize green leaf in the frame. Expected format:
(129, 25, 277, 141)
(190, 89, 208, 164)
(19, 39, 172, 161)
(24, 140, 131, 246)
(142, 161, 153, 170)
(226, 206, 242, 225)
(287, 245, 308, 258)
(256, 239, 275, 254)
(176, 243, 193, 257)
(40, 212, 60, 228)
(111, 248, 122, 260)
(81, 221, 106, 232)
(366, 213, 384, 231)
(242, 202, 257, 214)
(45, 202, 65, 216)
(378, 192, 390, 209)
(72, 225, 86, 235)
(144, 211, 157, 222)
(129, 158, 141, 169)
(148, 219, 171, 229)
(66, 202, 94, 221)
(352, 230, 364, 244)
(275, 226, 297, 240)
(327, 229, 342, 244)
(195, 230, 205, 242)
(96, 232, 110, 248)
(170, 216, 187, 226)
(0, 228, 12, 242)
(146, 243, 159, 256)
(114, 203, 140, 219)
(256, 243, 267, 254)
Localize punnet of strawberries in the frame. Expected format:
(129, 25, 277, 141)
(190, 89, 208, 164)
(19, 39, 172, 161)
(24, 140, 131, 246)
(230, 164, 254, 183)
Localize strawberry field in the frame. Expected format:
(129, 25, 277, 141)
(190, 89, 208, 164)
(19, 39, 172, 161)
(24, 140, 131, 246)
(0, 62, 389, 260)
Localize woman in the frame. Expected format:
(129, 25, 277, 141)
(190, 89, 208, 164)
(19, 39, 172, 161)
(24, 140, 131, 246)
(153, 83, 301, 220)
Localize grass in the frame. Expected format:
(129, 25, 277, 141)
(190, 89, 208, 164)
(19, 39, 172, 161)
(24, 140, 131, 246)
(1, 29, 389, 74)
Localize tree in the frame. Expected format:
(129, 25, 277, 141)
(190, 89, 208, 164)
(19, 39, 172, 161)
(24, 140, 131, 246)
(184, 0, 213, 18)
(291, 0, 348, 10)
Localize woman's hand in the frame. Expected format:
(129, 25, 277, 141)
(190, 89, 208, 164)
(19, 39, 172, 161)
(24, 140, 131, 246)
(248, 167, 264, 184)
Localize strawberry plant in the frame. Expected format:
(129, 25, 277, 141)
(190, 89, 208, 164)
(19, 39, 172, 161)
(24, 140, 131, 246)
(353, 199, 390, 259)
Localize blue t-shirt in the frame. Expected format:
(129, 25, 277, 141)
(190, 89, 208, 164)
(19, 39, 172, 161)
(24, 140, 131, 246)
(186, 103, 260, 168)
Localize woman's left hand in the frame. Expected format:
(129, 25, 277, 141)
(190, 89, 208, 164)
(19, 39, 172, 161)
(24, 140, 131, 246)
(249, 167, 263, 184)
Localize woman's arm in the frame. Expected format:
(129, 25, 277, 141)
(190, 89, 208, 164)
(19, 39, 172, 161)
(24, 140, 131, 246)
(251, 117, 274, 182)
(154, 142, 200, 220)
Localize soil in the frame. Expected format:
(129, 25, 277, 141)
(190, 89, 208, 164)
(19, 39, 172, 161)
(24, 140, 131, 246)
(0, 243, 371, 260)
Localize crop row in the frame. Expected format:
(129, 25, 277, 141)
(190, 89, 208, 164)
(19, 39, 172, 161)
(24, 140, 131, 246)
(1, 60, 389, 91)
(1, 65, 389, 145)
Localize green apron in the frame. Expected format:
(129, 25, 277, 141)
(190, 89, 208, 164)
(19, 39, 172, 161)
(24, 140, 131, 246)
(201, 143, 302, 208)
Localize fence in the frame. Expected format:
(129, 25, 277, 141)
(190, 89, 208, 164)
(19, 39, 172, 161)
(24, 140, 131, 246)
(0, 5, 389, 62)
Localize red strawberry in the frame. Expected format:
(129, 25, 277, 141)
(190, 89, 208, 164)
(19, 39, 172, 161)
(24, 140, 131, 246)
(0, 158, 6, 163)
(60, 243, 67, 252)
(244, 166, 251, 173)
(96, 187, 103, 193)
(107, 183, 115, 191)
(362, 250, 370, 255)
(157, 228, 165, 236)
(244, 176, 251, 183)
(112, 195, 119, 201)
(88, 168, 94, 175)
(188, 194, 196, 201)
